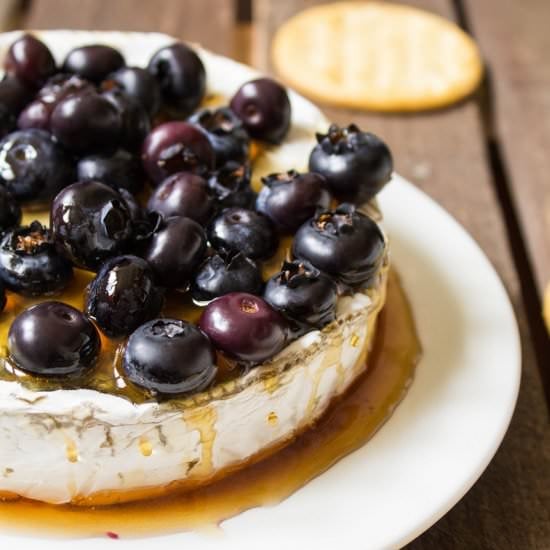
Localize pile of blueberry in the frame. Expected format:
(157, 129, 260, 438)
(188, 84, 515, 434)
(0, 34, 393, 399)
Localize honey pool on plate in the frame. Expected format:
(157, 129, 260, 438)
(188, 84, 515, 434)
(0, 270, 420, 539)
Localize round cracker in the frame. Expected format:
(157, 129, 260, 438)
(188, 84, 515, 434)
(272, 2, 483, 111)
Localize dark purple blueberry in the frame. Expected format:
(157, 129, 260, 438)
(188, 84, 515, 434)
(207, 161, 256, 209)
(147, 43, 206, 117)
(293, 204, 386, 289)
(8, 301, 100, 377)
(51, 181, 133, 271)
(77, 149, 145, 194)
(103, 66, 161, 116)
(0, 77, 34, 137)
(4, 34, 56, 89)
(17, 73, 95, 131)
(141, 121, 214, 185)
(229, 78, 291, 144)
(123, 318, 216, 396)
(191, 253, 263, 304)
(147, 172, 214, 225)
(50, 92, 122, 155)
(199, 292, 287, 363)
(264, 260, 336, 329)
(102, 89, 150, 151)
(0, 279, 5, 311)
(86, 255, 164, 338)
(62, 44, 125, 84)
(141, 216, 206, 289)
(0, 187, 21, 232)
(256, 170, 331, 233)
(0, 221, 73, 296)
(0, 129, 75, 202)
(309, 124, 393, 202)
(208, 207, 278, 261)
(189, 107, 249, 167)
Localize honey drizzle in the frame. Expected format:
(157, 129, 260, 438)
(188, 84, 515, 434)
(0, 271, 420, 539)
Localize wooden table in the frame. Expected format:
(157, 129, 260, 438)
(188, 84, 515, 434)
(4, 0, 550, 547)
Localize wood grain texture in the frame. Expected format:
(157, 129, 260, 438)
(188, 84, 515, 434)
(464, 0, 550, 299)
(254, 0, 550, 548)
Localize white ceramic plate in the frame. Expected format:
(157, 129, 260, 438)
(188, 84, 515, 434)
(1, 176, 520, 550)
(0, 30, 520, 550)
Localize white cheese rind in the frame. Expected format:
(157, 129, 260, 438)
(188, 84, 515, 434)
(0, 31, 387, 505)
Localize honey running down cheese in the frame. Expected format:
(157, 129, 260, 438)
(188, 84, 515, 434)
(0, 269, 420, 538)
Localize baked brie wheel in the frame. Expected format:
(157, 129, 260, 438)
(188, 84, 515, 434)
(0, 31, 392, 505)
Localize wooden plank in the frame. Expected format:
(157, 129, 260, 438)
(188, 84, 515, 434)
(252, 0, 550, 548)
(464, 0, 550, 298)
(24, 0, 235, 55)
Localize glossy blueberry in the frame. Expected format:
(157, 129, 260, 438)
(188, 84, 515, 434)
(86, 255, 164, 338)
(208, 207, 278, 261)
(293, 203, 386, 289)
(309, 124, 393, 202)
(189, 107, 249, 167)
(207, 161, 256, 209)
(0, 221, 73, 296)
(123, 318, 216, 396)
(141, 121, 214, 185)
(0, 186, 21, 232)
(51, 181, 133, 271)
(103, 88, 150, 151)
(199, 292, 287, 363)
(4, 34, 56, 88)
(0, 129, 75, 202)
(229, 78, 291, 143)
(0, 77, 34, 137)
(141, 216, 207, 289)
(256, 170, 331, 233)
(191, 253, 263, 304)
(62, 44, 125, 83)
(147, 172, 214, 225)
(103, 66, 161, 116)
(51, 92, 122, 155)
(0, 279, 5, 312)
(264, 260, 337, 329)
(77, 149, 145, 194)
(148, 42, 206, 117)
(17, 73, 94, 131)
(8, 301, 100, 377)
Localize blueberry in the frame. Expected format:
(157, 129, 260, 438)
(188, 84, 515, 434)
(230, 78, 291, 143)
(191, 253, 263, 304)
(0, 221, 73, 296)
(141, 216, 207, 289)
(0, 279, 5, 312)
(207, 161, 256, 209)
(86, 255, 164, 338)
(141, 121, 214, 185)
(264, 260, 337, 329)
(8, 301, 100, 377)
(148, 43, 206, 117)
(50, 92, 122, 155)
(0, 186, 21, 232)
(199, 292, 287, 363)
(123, 319, 216, 396)
(208, 207, 278, 261)
(0, 77, 35, 137)
(102, 88, 150, 151)
(188, 107, 249, 167)
(256, 170, 331, 233)
(0, 129, 75, 203)
(309, 124, 393, 202)
(4, 34, 56, 89)
(293, 203, 386, 289)
(62, 44, 125, 84)
(18, 73, 94, 131)
(103, 66, 161, 116)
(51, 181, 133, 271)
(147, 172, 214, 225)
(77, 149, 145, 194)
